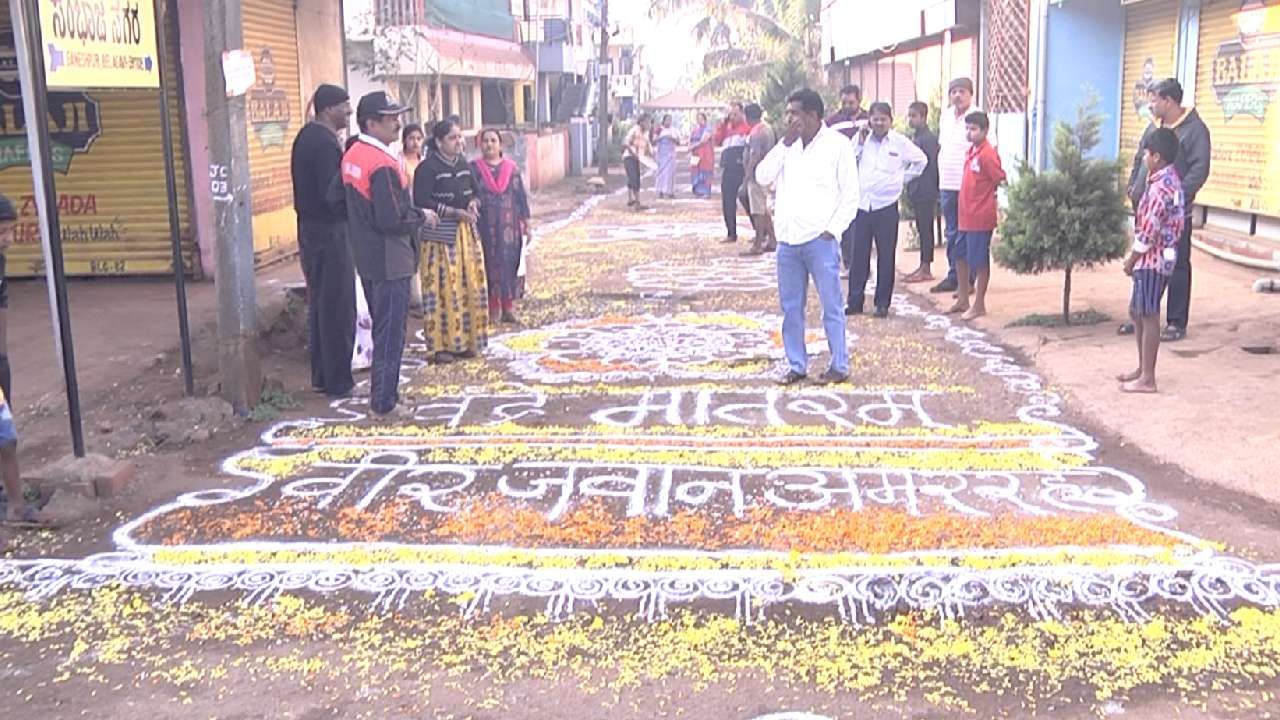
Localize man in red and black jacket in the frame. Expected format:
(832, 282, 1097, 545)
(330, 91, 436, 417)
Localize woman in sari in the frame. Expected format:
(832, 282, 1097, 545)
(473, 128, 531, 324)
(688, 112, 715, 197)
(653, 114, 679, 199)
(412, 119, 488, 363)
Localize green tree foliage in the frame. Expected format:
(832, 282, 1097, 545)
(995, 95, 1129, 325)
(649, 0, 822, 99)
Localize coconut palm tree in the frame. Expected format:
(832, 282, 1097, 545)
(649, 0, 823, 98)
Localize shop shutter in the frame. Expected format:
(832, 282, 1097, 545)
(1194, 0, 1280, 216)
(242, 0, 304, 262)
(1119, 0, 1180, 172)
(0, 2, 193, 278)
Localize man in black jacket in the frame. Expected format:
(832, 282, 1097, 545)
(333, 92, 435, 416)
(291, 84, 355, 397)
(903, 101, 940, 283)
(1120, 78, 1210, 342)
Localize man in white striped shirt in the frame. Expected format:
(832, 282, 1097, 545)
(846, 102, 927, 318)
(755, 89, 861, 385)
(931, 77, 979, 295)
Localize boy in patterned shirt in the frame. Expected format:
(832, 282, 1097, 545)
(1120, 128, 1184, 394)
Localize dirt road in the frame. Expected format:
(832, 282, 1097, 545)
(2, 168, 1279, 719)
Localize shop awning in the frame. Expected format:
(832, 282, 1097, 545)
(376, 26, 536, 83)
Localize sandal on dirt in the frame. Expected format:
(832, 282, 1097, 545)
(4, 505, 59, 530)
(1117, 323, 1136, 336)
(1161, 325, 1187, 342)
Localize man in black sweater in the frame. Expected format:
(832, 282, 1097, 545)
(903, 101, 940, 283)
(291, 84, 355, 397)
(1120, 78, 1211, 342)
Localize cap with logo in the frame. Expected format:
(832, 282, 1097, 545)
(357, 91, 410, 123)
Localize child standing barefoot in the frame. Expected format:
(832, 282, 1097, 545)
(948, 111, 1005, 320)
(1119, 128, 1184, 394)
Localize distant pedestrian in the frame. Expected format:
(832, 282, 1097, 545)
(653, 114, 680, 199)
(689, 113, 715, 197)
(0, 197, 52, 529)
(414, 119, 488, 363)
(473, 128, 531, 325)
(1117, 78, 1210, 343)
(623, 115, 654, 210)
(291, 83, 356, 398)
(714, 102, 752, 244)
(932, 77, 980, 295)
(741, 102, 777, 255)
(947, 111, 1005, 320)
(334, 91, 435, 417)
(826, 85, 871, 269)
(1119, 128, 1185, 394)
(903, 101, 940, 283)
(755, 89, 860, 386)
(846, 102, 927, 318)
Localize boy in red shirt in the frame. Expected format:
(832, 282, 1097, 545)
(948, 111, 1006, 320)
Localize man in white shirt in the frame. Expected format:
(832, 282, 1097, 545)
(931, 77, 978, 294)
(847, 102, 927, 318)
(755, 89, 860, 385)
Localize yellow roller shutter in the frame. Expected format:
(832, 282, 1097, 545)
(1194, 0, 1280, 216)
(0, 3, 193, 278)
(242, 0, 304, 262)
(1119, 0, 1180, 171)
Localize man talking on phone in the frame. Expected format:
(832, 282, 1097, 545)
(755, 89, 860, 386)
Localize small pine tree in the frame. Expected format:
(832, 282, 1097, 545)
(995, 94, 1129, 325)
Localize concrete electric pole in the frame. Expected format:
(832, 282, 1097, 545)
(595, 0, 610, 178)
(204, 0, 263, 411)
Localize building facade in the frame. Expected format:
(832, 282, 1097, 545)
(1029, 0, 1280, 269)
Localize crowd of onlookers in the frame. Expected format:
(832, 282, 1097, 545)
(621, 75, 1208, 394)
(289, 85, 531, 418)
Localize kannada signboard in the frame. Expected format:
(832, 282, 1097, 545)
(38, 0, 160, 89)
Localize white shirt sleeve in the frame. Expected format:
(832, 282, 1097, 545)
(899, 133, 927, 181)
(755, 140, 788, 187)
(825, 139, 861, 237)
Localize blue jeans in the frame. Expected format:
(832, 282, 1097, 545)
(940, 190, 960, 284)
(363, 276, 411, 415)
(776, 236, 848, 376)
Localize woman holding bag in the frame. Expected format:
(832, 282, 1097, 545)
(473, 128, 531, 324)
(413, 119, 488, 363)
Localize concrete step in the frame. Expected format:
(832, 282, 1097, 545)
(1193, 224, 1280, 271)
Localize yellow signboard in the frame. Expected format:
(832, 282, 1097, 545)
(38, 0, 160, 89)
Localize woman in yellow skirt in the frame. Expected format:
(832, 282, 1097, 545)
(412, 119, 488, 363)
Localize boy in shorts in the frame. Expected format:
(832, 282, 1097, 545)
(1119, 128, 1184, 393)
(948, 111, 1005, 320)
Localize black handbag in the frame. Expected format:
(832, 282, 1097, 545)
(418, 217, 459, 246)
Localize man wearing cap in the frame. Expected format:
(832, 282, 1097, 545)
(291, 84, 355, 398)
(332, 91, 435, 417)
(932, 77, 979, 295)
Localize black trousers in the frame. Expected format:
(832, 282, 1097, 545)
(911, 196, 936, 265)
(298, 218, 356, 397)
(847, 205, 900, 312)
(721, 163, 746, 239)
(1166, 214, 1193, 329)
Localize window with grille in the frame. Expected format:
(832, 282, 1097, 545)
(986, 0, 1030, 113)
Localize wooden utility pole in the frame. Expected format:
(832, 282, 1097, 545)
(595, 0, 610, 178)
(204, 0, 263, 411)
